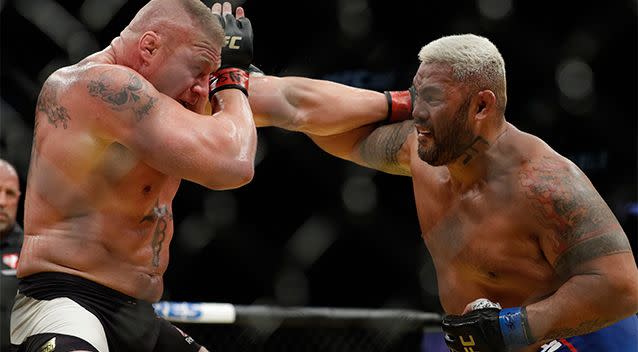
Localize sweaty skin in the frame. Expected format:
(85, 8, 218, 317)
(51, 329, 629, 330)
(19, 3, 257, 303)
(248, 60, 638, 351)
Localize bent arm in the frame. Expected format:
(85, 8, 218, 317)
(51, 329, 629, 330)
(305, 120, 415, 176)
(86, 65, 256, 190)
(249, 75, 388, 136)
(521, 157, 638, 343)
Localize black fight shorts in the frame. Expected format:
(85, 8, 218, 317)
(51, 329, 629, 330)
(10, 272, 203, 352)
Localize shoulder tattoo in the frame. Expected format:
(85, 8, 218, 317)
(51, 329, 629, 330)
(87, 69, 158, 121)
(37, 80, 71, 129)
(519, 156, 630, 276)
(359, 120, 413, 175)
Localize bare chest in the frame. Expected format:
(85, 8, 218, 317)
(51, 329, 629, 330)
(414, 182, 537, 273)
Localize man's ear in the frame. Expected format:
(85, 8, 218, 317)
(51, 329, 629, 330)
(474, 90, 496, 121)
(139, 31, 160, 65)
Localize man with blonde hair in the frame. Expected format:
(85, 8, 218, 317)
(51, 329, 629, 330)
(11, 1, 256, 351)
(248, 33, 638, 351)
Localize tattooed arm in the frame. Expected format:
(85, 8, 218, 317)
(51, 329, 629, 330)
(82, 64, 256, 190)
(520, 155, 638, 343)
(304, 120, 415, 176)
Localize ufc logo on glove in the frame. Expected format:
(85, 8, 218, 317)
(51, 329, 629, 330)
(224, 35, 242, 49)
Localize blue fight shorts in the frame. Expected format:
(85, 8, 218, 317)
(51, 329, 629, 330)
(538, 315, 638, 352)
(421, 315, 638, 352)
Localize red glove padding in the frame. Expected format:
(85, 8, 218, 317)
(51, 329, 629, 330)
(383, 86, 416, 124)
(209, 67, 250, 99)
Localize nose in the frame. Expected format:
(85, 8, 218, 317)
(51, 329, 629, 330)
(412, 100, 427, 121)
(192, 75, 210, 99)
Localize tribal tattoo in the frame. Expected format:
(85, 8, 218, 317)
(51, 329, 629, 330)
(359, 120, 414, 175)
(37, 80, 71, 129)
(519, 156, 630, 276)
(88, 70, 157, 121)
(140, 201, 173, 267)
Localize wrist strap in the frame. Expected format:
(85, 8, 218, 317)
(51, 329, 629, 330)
(209, 67, 249, 98)
(499, 307, 533, 346)
(383, 87, 415, 124)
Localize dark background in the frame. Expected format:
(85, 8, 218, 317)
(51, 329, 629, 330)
(1, 0, 636, 315)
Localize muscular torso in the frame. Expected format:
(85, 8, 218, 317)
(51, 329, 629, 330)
(410, 130, 561, 315)
(19, 56, 177, 302)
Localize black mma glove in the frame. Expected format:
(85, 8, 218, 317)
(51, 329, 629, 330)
(442, 307, 533, 352)
(210, 6, 254, 98)
(217, 8, 253, 69)
(383, 86, 416, 124)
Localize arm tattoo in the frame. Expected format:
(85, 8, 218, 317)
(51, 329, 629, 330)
(88, 70, 157, 121)
(37, 80, 71, 129)
(359, 120, 413, 175)
(140, 201, 173, 267)
(519, 157, 630, 276)
(542, 318, 612, 341)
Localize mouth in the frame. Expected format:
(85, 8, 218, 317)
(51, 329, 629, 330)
(415, 125, 432, 137)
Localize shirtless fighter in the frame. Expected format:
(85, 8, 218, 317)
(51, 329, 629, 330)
(247, 34, 638, 351)
(11, 1, 256, 351)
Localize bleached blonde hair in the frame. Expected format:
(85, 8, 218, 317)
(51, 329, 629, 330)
(418, 34, 507, 112)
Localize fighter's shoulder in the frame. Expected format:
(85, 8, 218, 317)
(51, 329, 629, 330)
(515, 142, 590, 215)
(518, 135, 581, 178)
(73, 63, 147, 88)
(42, 63, 145, 95)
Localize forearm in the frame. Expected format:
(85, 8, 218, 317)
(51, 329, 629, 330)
(527, 269, 638, 344)
(305, 120, 414, 176)
(249, 76, 388, 136)
(208, 90, 257, 188)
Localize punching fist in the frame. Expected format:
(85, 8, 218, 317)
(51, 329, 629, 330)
(442, 299, 533, 352)
(383, 86, 416, 124)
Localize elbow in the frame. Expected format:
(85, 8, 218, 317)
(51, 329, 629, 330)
(622, 274, 638, 315)
(610, 266, 638, 316)
(205, 159, 254, 190)
(278, 108, 310, 133)
(293, 111, 334, 136)
(231, 160, 255, 188)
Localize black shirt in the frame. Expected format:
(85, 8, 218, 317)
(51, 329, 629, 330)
(0, 223, 23, 348)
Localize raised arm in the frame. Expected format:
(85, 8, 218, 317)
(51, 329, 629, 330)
(80, 64, 256, 190)
(248, 74, 416, 175)
(522, 156, 638, 343)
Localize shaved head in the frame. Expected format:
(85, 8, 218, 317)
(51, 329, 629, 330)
(0, 159, 20, 235)
(0, 159, 18, 181)
(125, 0, 224, 48)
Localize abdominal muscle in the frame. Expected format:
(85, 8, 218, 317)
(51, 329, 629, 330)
(18, 203, 173, 302)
